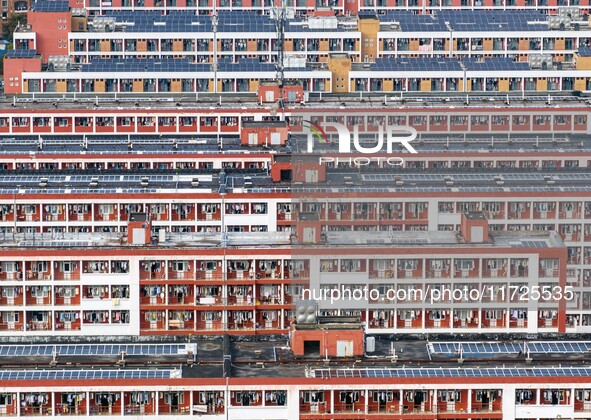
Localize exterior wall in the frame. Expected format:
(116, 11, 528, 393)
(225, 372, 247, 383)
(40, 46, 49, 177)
(240, 124, 288, 146)
(358, 16, 380, 62)
(327, 54, 351, 93)
(290, 327, 365, 356)
(576, 53, 591, 70)
(0, 378, 591, 420)
(460, 213, 489, 242)
(4, 0, 30, 23)
(2, 57, 41, 94)
(26, 10, 71, 61)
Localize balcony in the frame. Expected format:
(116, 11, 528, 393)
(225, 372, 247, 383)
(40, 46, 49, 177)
(55, 403, 86, 416)
(20, 406, 52, 417)
(89, 404, 122, 416)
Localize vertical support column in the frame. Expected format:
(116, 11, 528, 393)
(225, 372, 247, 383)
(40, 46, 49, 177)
(155, 391, 159, 416)
(329, 390, 334, 415)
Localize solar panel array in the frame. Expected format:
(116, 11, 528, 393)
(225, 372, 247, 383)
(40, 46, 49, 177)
(19, 240, 93, 247)
(217, 58, 275, 72)
(528, 342, 591, 353)
(440, 10, 547, 32)
(361, 173, 590, 186)
(32, 0, 69, 12)
(510, 240, 549, 248)
(379, 11, 449, 32)
(0, 344, 189, 356)
(431, 342, 522, 355)
(83, 58, 211, 73)
(431, 341, 591, 355)
(217, 11, 275, 33)
(5, 49, 37, 59)
(0, 369, 175, 381)
(104, 10, 213, 33)
(463, 57, 530, 71)
(285, 18, 345, 32)
(371, 58, 463, 72)
(0, 188, 160, 195)
(314, 367, 591, 379)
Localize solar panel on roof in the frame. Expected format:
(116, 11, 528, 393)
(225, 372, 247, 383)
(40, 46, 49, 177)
(430, 341, 591, 356)
(6, 49, 37, 59)
(314, 366, 591, 378)
(33, 0, 69, 11)
(0, 369, 176, 381)
(0, 344, 189, 357)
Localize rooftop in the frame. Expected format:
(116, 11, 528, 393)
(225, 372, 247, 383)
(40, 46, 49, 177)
(93, 10, 350, 33)
(31, 0, 69, 12)
(1, 338, 591, 380)
(0, 231, 291, 249)
(5, 49, 39, 59)
(323, 229, 564, 249)
(463, 211, 487, 221)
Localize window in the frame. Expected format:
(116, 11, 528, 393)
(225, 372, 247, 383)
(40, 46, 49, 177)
(430, 259, 449, 270)
(439, 391, 461, 402)
(485, 310, 503, 320)
(31, 286, 50, 297)
(339, 391, 359, 403)
(540, 259, 559, 270)
(172, 261, 188, 272)
(2, 312, 19, 322)
(485, 259, 504, 270)
(399, 259, 418, 270)
(455, 259, 474, 270)
(302, 391, 324, 403)
(1, 262, 17, 272)
(163, 393, 184, 405)
(372, 259, 394, 270)
(98, 204, 113, 214)
(320, 259, 338, 272)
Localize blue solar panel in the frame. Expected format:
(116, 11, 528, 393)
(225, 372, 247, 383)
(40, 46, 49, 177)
(5, 49, 37, 59)
(82, 58, 211, 73)
(371, 57, 462, 72)
(217, 58, 275, 72)
(463, 57, 529, 71)
(0, 344, 190, 357)
(440, 10, 547, 32)
(32, 0, 69, 12)
(0, 369, 175, 381)
(315, 367, 591, 379)
(378, 11, 448, 32)
(217, 11, 276, 33)
(430, 341, 591, 356)
(104, 11, 213, 33)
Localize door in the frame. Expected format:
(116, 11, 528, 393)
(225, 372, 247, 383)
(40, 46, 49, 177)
(305, 169, 318, 183)
(470, 226, 483, 242)
(270, 132, 281, 145)
(132, 228, 145, 245)
(303, 227, 316, 243)
(248, 132, 258, 145)
(337, 340, 353, 357)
